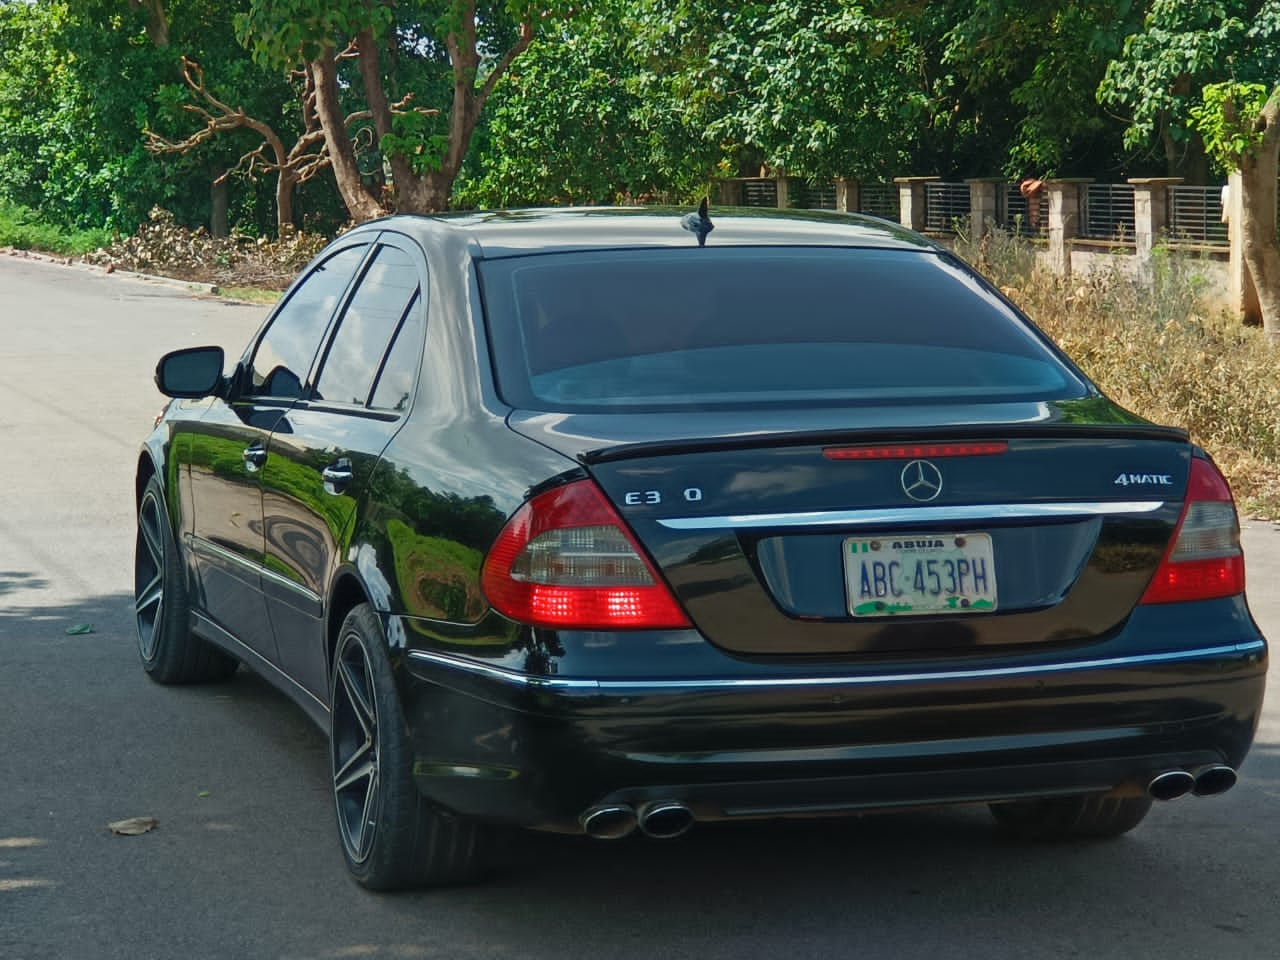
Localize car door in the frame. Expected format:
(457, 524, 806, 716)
(260, 237, 427, 699)
(183, 240, 371, 665)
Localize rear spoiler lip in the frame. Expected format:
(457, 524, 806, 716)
(575, 423, 1190, 466)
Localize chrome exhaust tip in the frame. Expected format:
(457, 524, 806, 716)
(1147, 769, 1196, 801)
(581, 804, 638, 840)
(637, 801, 694, 840)
(1192, 764, 1238, 797)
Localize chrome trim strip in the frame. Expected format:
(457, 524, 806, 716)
(188, 535, 257, 571)
(189, 536, 320, 605)
(655, 501, 1166, 530)
(259, 563, 322, 605)
(407, 640, 1265, 694)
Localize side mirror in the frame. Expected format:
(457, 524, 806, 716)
(155, 346, 225, 399)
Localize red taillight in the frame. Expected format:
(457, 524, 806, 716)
(1140, 457, 1245, 604)
(823, 442, 1008, 460)
(480, 479, 691, 630)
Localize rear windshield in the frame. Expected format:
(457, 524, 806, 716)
(478, 247, 1088, 412)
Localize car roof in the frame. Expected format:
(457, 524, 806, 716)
(356, 206, 939, 259)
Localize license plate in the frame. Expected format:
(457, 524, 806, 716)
(844, 533, 997, 617)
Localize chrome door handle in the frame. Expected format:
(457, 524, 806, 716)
(321, 459, 354, 492)
(242, 443, 267, 472)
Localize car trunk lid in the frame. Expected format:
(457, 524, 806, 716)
(509, 404, 1189, 656)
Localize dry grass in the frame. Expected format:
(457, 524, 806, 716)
(954, 224, 1280, 517)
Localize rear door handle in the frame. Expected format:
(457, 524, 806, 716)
(242, 443, 267, 472)
(321, 459, 354, 493)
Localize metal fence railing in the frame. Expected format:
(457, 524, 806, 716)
(1169, 185, 1228, 245)
(739, 178, 779, 208)
(997, 184, 1049, 236)
(719, 179, 1233, 249)
(857, 183, 899, 221)
(790, 180, 838, 210)
(1084, 184, 1135, 241)
(925, 182, 970, 232)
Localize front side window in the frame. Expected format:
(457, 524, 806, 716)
(478, 247, 1088, 412)
(314, 245, 420, 406)
(249, 244, 368, 399)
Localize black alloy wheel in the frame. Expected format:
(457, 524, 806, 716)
(134, 475, 237, 684)
(329, 603, 487, 889)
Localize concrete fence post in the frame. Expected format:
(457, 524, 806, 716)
(1129, 177, 1181, 263)
(1046, 179, 1090, 276)
(965, 179, 1002, 234)
(835, 178, 859, 213)
(895, 177, 938, 232)
(1227, 171, 1263, 325)
(775, 173, 790, 209)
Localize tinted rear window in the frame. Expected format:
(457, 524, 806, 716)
(478, 247, 1087, 412)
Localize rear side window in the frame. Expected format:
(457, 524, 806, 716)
(250, 244, 368, 399)
(478, 248, 1087, 412)
(314, 245, 420, 406)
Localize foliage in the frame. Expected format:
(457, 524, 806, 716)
(1098, 0, 1280, 178)
(942, 0, 1143, 177)
(957, 229, 1280, 514)
(0, 200, 112, 255)
(235, 0, 572, 215)
(460, 8, 715, 206)
(1192, 82, 1272, 171)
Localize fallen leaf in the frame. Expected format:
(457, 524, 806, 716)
(108, 817, 159, 836)
(65, 624, 94, 636)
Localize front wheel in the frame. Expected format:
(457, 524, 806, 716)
(989, 793, 1153, 841)
(330, 603, 487, 890)
(134, 475, 237, 684)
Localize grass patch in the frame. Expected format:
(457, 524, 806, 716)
(954, 222, 1280, 517)
(216, 285, 281, 305)
(0, 200, 112, 256)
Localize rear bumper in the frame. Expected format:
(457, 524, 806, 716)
(395, 602, 1267, 832)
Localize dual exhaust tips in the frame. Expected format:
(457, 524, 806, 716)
(1147, 764, 1238, 801)
(582, 766, 1238, 838)
(580, 801, 694, 841)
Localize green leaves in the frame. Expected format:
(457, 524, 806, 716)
(1192, 82, 1272, 170)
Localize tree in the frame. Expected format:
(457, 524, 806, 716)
(941, 0, 1144, 177)
(1099, 0, 1280, 334)
(144, 56, 360, 231)
(1194, 82, 1280, 339)
(236, 0, 572, 219)
(668, 0, 932, 182)
(1098, 0, 1262, 182)
(460, 2, 719, 206)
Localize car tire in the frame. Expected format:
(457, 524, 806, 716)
(134, 475, 238, 684)
(989, 793, 1153, 840)
(330, 603, 487, 890)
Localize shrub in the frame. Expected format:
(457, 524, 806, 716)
(955, 223, 1280, 516)
(0, 200, 112, 255)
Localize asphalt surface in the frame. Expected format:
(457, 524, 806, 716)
(2, 253, 1280, 960)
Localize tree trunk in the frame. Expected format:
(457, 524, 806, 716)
(210, 175, 228, 238)
(275, 171, 297, 235)
(1240, 89, 1280, 342)
(309, 52, 384, 223)
(128, 0, 169, 47)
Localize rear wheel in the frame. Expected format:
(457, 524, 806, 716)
(134, 475, 237, 684)
(989, 793, 1153, 840)
(330, 603, 487, 890)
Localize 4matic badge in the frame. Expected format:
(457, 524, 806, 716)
(1113, 472, 1174, 487)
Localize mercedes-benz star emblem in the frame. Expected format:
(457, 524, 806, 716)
(901, 459, 944, 502)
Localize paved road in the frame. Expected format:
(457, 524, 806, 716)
(2, 253, 1279, 960)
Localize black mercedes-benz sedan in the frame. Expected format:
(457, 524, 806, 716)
(135, 207, 1267, 889)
